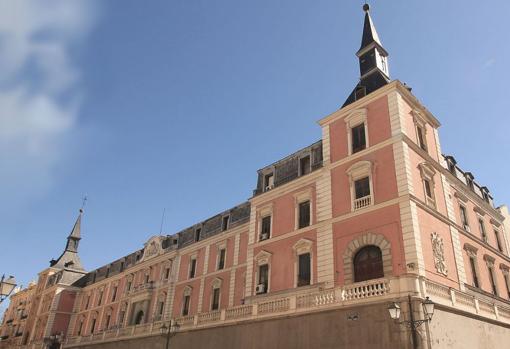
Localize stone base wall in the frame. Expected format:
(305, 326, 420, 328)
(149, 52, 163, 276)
(428, 307, 510, 349)
(67, 303, 414, 349)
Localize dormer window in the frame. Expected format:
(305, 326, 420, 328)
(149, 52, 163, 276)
(194, 228, 201, 242)
(264, 173, 274, 191)
(221, 216, 229, 231)
(299, 156, 311, 176)
(465, 173, 474, 190)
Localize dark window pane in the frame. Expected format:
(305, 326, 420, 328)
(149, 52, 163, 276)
(298, 201, 311, 229)
(354, 177, 370, 199)
(212, 288, 220, 310)
(300, 156, 311, 176)
(488, 267, 498, 295)
(469, 257, 479, 288)
(353, 246, 384, 282)
(352, 124, 366, 153)
(182, 295, 190, 316)
(417, 126, 427, 151)
(189, 259, 197, 279)
(195, 228, 201, 242)
(258, 264, 269, 293)
(218, 249, 226, 270)
(298, 253, 311, 286)
(424, 179, 433, 198)
(261, 216, 271, 239)
(222, 216, 229, 231)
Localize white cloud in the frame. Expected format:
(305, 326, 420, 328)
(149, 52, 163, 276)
(0, 0, 98, 209)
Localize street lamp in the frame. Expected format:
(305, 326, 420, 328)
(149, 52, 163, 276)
(0, 275, 17, 304)
(388, 295, 435, 349)
(160, 321, 180, 349)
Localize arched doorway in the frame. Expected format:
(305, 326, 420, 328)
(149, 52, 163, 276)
(134, 310, 144, 325)
(353, 245, 384, 282)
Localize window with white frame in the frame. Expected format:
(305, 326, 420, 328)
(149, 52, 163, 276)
(255, 250, 272, 294)
(412, 110, 428, 152)
(299, 155, 311, 176)
(182, 287, 192, 316)
(464, 244, 479, 288)
(345, 109, 369, 155)
(189, 255, 197, 279)
(478, 217, 488, 243)
(484, 255, 498, 296)
(258, 205, 273, 241)
(500, 265, 510, 299)
(418, 163, 436, 208)
(263, 172, 274, 191)
(459, 204, 470, 232)
(295, 190, 312, 230)
(346, 161, 373, 211)
(211, 279, 222, 311)
(293, 239, 313, 287)
(217, 243, 226, 270)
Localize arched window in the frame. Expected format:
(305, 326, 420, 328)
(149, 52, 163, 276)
(134, 310, 144, 325)
(353, 245, 384, 282)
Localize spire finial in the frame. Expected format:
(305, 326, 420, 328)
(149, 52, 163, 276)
(80, 195, 87, 213)
(363, 3, 370, 12)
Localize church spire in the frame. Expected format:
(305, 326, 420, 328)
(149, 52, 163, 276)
(343, 3, 390, 107)
(50, 208, 85, 271)
(65, 208, 82, 253)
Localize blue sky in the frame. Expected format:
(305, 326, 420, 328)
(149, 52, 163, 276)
(1, 0, 509, 301)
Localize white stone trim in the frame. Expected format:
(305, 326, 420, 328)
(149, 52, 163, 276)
(345, 108, 369, 156)
(399, 200, 425, 275)
(292, 239, 314, 288)
(346, 160, 374, 212)
(388, 90, 407, 137)
(294, 188, 313, 230)
(254, 250, 272, 294)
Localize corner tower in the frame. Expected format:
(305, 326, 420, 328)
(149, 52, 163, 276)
(343, 3, 390, 107)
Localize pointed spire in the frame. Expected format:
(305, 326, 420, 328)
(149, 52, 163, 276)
(358, 4, 385, 55)
(51, 208, 85, 271)
(342, 3, 390, 107)
(68, 208, 83, 241)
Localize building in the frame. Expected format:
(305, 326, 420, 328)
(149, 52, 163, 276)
(1, 4, 510, 349)
(0, 283, 37, 347)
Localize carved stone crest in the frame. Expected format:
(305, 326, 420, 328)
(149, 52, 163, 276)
(431, 232, 447, 276)
(141, 236, 163, 261)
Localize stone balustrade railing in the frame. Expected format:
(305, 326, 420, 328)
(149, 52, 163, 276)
(62, 277, 510, 348)
(424, 280, 510, 323)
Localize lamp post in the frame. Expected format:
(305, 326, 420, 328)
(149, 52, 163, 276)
(388, 295, 435, 349)
(160, 320, 180, 349)
(0, 275, 17, 304)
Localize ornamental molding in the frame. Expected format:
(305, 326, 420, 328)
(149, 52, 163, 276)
(141, 236, 164, 262)
(431, 232, 448, 276)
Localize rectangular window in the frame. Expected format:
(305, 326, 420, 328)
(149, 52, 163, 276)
(218, 249, 226, 270)
(126, 281, 132, 292)
(119, 310, 125, 325)
(164, 267, 170, 280)
(417, 125, 427, 151)
(211, 288, 220, 311)
(144, 274, 150, 284)
(297, 253, 311, 287)
(459, 205, 469, 230)
(97, 291, 103, 306)
(504, 274, 510, 299)
(351, 123, 366, 154)
(299, 156, 311, 176)
(258, 264, 269, 294)
(469, 257, 479, 288)
(85, 295, 90, 310)
(90, 318, 96, 334)
(260, 216, 271, 240)
(424, 179, 433, 199)
(264, 173, 274, 190)
(495, 230, 503, 252)
(158, 301, 165, 316)
(222, 216, 229, 231)
(77, 321, 83, 336)
(298, 201, 311, 229)
(105, 315, 111, 330)
(111, 286, 117, 302)
(354, 177, 371, 199)
(182, 295, 191, 316)
(478, 219, 487, 242)
(189, 258, 197, 279)
(488, 267, 498, 296)
(195, 228, 201, 242)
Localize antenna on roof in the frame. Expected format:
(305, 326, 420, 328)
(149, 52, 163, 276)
(81, 195, 88, 213)
(159, 208, 166, 235)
